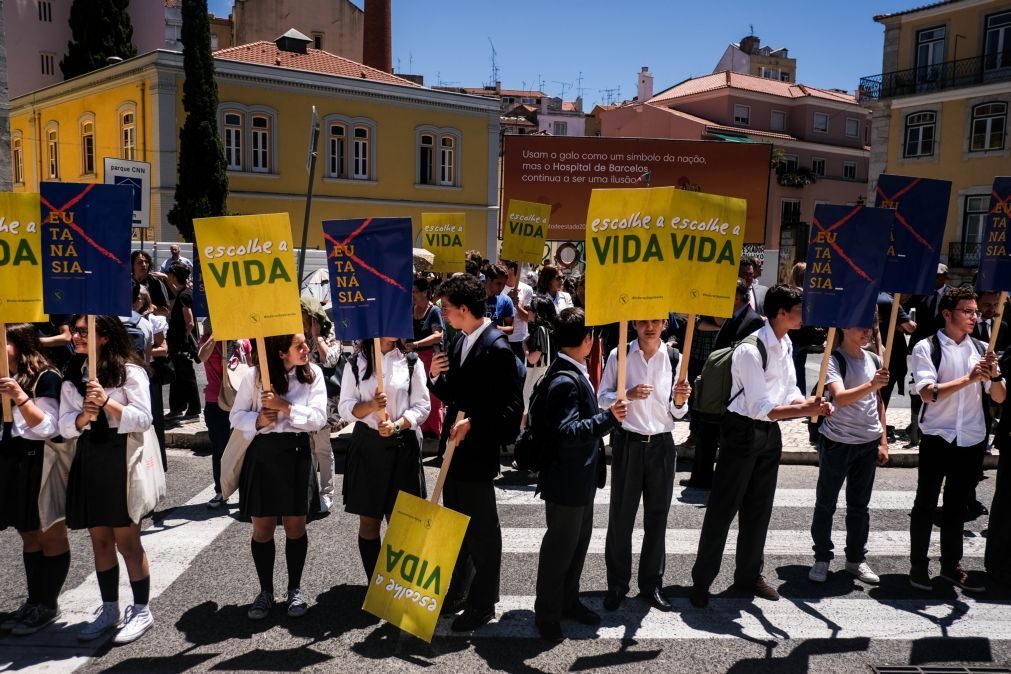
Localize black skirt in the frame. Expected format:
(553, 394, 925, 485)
(66, 427, 131, 530)
(0, 429, 45, 533)
(343, 423, 425, 519)
(239, 432, 320, 518)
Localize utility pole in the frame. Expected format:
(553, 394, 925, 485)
(0, 1, 11, 190)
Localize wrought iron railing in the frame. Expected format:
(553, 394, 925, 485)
(859, 54, 1011, 103)
(948, 242, 981, 268)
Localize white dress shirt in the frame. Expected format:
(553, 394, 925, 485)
(503, 281, 534, 343)
(229, 363, 328, 435)
(8, 371, 60, 441)
(551, 291, 574, 312)
(59, 364, 154, 437)
(460, 318, 493, 364)
(597, 339, 687, 435)
(557, 352, 593, 389)
(727, 323, 804, 422)
(338, 348, 431, 444)
(911, 330, 994, 446)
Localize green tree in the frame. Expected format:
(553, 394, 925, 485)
(168, 0, 228, 242)
(60, 0, 137, 79)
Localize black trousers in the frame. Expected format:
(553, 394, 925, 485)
(444, 476, 501, 612)
(535, 500, 593, 622)
(688, 420, 720, 487)
(605, 430, 676, 595)
(986, 445, 1011, 580)
(692, 412, 782, 589)
(910, 434, 981, 572)
(169, 352, 201, 415)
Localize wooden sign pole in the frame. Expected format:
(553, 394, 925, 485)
(616, 321, 628, 401)
(86, 316, 98, 421)
(373, 339, 388, 422)
(674, 314, 696, 407)
(431, 410, 466, 504)
(882, 292, 902, 366)
(0, 324, 11, 423)
(988, 291, 1008, 353)
(255, 337, 274, 429)
(811, 326, 836, 423)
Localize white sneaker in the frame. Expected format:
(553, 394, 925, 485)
(846, 561, 880, 585)
(78, 603, 120, 641)
(207, 493, 223, 509)
(320, 494, 333, 513)
(808, 561, 829, 583)
(112, 604, 153, 644)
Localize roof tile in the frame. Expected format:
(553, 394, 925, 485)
(648, 71, 857, 105)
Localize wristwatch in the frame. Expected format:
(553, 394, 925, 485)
(931, 384, 939, 402)
(991, 373, 1004, 382)
(393, 420, 402, 434)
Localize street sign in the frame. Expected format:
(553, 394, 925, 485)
(104, 157, 151, 230)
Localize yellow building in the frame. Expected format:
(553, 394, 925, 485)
(10, 30, 501, 255)
(860, 0, 1011, 274)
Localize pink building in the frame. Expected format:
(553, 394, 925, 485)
(599, 70, 871, 283)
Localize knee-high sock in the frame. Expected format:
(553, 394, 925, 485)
(285, 534, 308, 591)
(23, 551, 44, 605)
(130, 576, 151, 607)
(358, 536, 381, 583)
(40, 551, 71, 609)
(96, 566, 120, 603)
(250, 538, 275, 595)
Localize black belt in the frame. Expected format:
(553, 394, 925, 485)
(620, 429, 672, 444)
(727, 411, 774, 429)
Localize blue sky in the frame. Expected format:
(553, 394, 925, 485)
(207, 0, 922, 107)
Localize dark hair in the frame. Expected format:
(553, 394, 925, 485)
(537, 265, 561, 294)
(131, 250, 153, 266)
(735, 278, 750, 300)
(131, 280, 142, 304)
(358, 338, 405, 382)
(763, 283, 804, 319)
(484, 263, 507, 280)
(70, 314, 151, 388)
(939, 287, 977, 314)
(739, 258, 754, 271)
(167, 263, 190, 284)
(438, 274, 486, 318)
(253, 333, 314, 396)
(530, 293, 558, 328)
(503, 260, 519, 273)
(555, 307, 590, 348)
(5, 323, 53, 390)
(464, 258, 480, 278)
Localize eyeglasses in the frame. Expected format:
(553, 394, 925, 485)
(953, 309, 981, 318)
(71, 327, 88, 336)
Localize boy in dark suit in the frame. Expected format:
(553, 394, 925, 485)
(534, 308, 627, 642)
(429, 274, 523, 632)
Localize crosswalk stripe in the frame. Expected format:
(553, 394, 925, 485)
(494, 486, 917, 509)
(435, 594, 1011, 640)
(498, 528, 987, 557)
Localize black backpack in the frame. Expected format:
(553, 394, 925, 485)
(808, 349, 882, 443)
(348, 350, 419, 394)
(513, 368, 580, 472)
(918, 334, 987, 423)
(123, 315, 147, 361)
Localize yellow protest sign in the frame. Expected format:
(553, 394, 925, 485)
(501, 199, 551, 264)
(421, 213, 466, 273)
(193, 213, 303, 340)
(584, 187, 746, 325)
(0, 193, 44, 322)
(362, 491, 470, 642)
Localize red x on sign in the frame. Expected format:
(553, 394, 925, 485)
(811, 206, 873, 283)
(876, 178, 934, 252)
(323, 218, 406, 291)
(40, 183, 125, 267)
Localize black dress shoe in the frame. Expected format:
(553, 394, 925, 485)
(689, 586, 710, 609)
(602, 590, 623, 611)
(451, 607, 493, 632)
(562, 599, 601, 626)
(679, 478, 711, 490)
(967, 500, 989, 521)
(440, 595, 467, 616)
(639, 587, 672, 612)
(536, 619, 564, 643)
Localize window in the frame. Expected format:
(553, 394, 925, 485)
(120, 110, 136, 160)
(782, 154, 799, 172)
(12, 135, 23, 185)
(418, 134, 434, 185)
(251, 115, 270, 172)
(780, 71, 791, 82)
(770, 110, 785, 131)
(353, 126, 369, 179)
(970, 102, 1006, 152)
(963, 195, 991, 251)
(223, 112, 243, 170)
(38, 1, 52, 22)
(734, 104, 751, 126)
(45, 125, 59, 179)
(328, 123, 347, 178)
(915, 26, 946, 82)
(984, 10, 1011, 71)
(552, 121, 568, 136)
(80, 119, 95, 175)
(40, 52, 55, 76)
(781, 199, 801, 227)
(903, 111, 936, 157)
(813, 112, 829, 133)
(439, 136, 455, 185)
(312, 32, 323, 50)
(843, 161, 857, 180)
(521, 97, 535, 104)
(811, 157, 826, 177)
(845, 117, 860, 137)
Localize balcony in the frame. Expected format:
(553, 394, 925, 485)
(858, 54, 1011, 103)
(948, 242, 981, 268)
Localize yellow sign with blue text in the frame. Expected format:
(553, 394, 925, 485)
(193, 213, 303, 340)
(421, 213, 466, 273)
(584, 187, 746, 325)
(362, 491, 469, 643)
(0, 193, 45, 322)
(500, 200, 551, 264)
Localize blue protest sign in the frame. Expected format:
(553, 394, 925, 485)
(874, 174, 951, 294)
(40, 182, 133, 316)
(802, 204, 893, 328)
(191, 248, 208, 318)
(323, 217, 414, 340)
(975, 177, 1011, 292)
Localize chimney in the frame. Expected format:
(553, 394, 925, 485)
(363, 0, 392, 73)
(740, 35, 760, 54)
(637, 66, 653, 102)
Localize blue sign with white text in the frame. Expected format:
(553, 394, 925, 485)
(975, 177, 1011, 292)
(874, 174, 951, 295)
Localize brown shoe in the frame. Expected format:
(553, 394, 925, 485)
(751, 577, 781, 601)
(940, 566, 985, 592)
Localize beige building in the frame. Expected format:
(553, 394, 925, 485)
(714, 34, 798, 83)
(230, 0, 363, 60)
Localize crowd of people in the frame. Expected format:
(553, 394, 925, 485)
(1, 247, 1009, 646)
